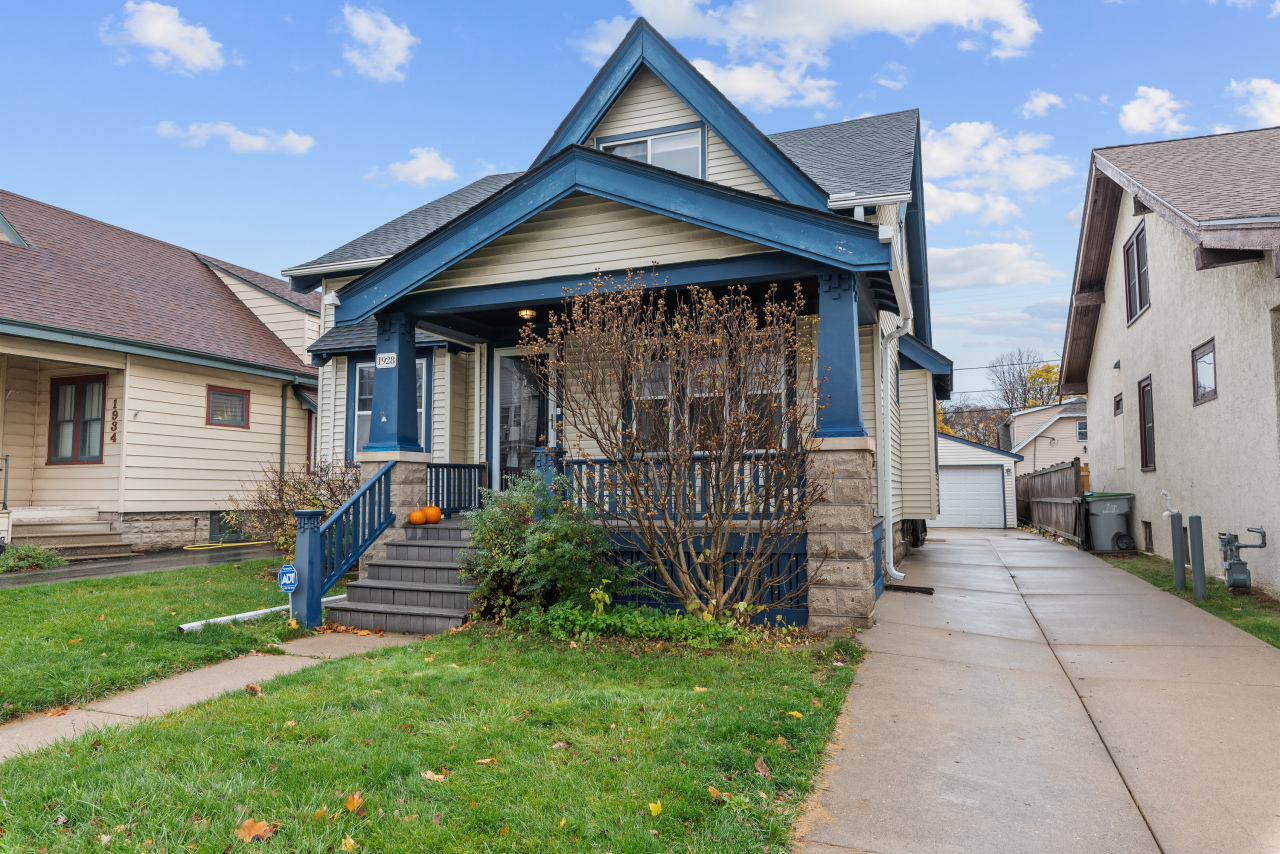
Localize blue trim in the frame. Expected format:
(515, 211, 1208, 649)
(904, 128, 933, 346)
(532, 19, 828, 209)
(346, 351, 432, 457)
(336, 146, 888, 327)
(814, 272, 868, 438)
(402, 253, 821, 317)
(898, 334, 951, 376)
(485, 346, 495, 488)
(344, 356, 358, 461)
(0, 212, 28, 248)
(310, 340, 465, 368)
(873, 519, 885, 599)
(594, 121, 703, 145)
(937, 432, 1024, 461)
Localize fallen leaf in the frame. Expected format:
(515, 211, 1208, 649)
(340, 835, 356, 852)
(44, 705, 71, 717)
(68, 638, 82, 644)
(787, 711, 803, 718)
(810, 698, 821, 707)
(475, 757, 497, 766)
(693, 686, 708, 692)
(649, 800, 662, 817)
(245, 683, 262, 697)
(96, 614, 106, 621)
(285, 721, 296, 727)
(500, 827, 510, 836)
(98, 834, 111, 844)
(569, 641, 577, 649)
(449, 663, 459, 669)
(313, 807, 326, 820)
(559, 818, 567, 827)
(432, 812, 442, 825)
(421, 770, 446, 782)
(346, 792, 364, 812)
(754, 756, 771, 779)
(551, 741, 572, 749)
(235, 819, 274, 841)
(356, 630, 372, 636)
(286, 618, 299, 629)
(708, 786, 721, 799)
(776, 736, 786, 745)
(425, 657, 434, 662)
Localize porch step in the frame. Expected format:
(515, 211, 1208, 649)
(6, 505, 101, 524)
(11, 532, 126, 548)
(386, 539, 469, 563)
(345, 579, 475, 610)
(10, 521, 116, 536)
(404, 523, 469, 543)
(366, 559, 467, 586)
(322, 600, 468, 635)
(8, 515, 135, 562)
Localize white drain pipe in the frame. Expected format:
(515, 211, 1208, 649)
(880, 322, 907, 581)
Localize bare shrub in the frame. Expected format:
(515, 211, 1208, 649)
(225, 460, 362, 559)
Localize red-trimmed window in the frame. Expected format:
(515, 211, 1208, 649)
(207, 386, 250, 428)
(49, 375, 106, 464)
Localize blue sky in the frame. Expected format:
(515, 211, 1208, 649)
(4, 1, 1280, 397)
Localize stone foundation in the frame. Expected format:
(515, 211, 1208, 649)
(805, 437, 877, 631)
(114, 511, 210, 551)
(355, 456, 430, 578)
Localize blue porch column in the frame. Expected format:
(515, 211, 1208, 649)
(815, 271, 867, 438)
(363, 310, 424, 453)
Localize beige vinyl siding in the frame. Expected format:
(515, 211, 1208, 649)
(30, 364, 125, 509)
(450, 352, 471, 463)
(420, 194, 771, 291)
(212, 268, 315, 362)
(474, 344, 487, 464)
(889, 337, 903, 521)
(1015, 415, 1089, 477)
(317, 277, 355, 463)
(121, 356, 307, 511)
(938, 435, 1017, 529)
(899, 369, 937, 519)
(431, 352, 448, 462)
(0, 356, 39, 506)
(859, 324, 880, 511)
(587, 67, 775, 198)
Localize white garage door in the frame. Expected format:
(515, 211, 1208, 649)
(936, 466, 1006, 528)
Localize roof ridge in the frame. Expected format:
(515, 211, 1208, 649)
(1096, 123, 1280, 153)
(769, 108, 921, 138)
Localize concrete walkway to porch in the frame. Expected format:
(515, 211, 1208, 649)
(797, 528, 1280, 854)
(0, 631, 420, 761)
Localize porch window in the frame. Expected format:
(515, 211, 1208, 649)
(1138, 375, 1156, 471)
(1124, 222, 1150, 323)
(207, 386, 249, 428)
(49, 375, 106, 464)
(636, 351, 785, 450)
(601, 128, 702, 179)
(354, 358, 428, 451)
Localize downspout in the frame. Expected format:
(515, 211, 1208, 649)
(280, 382, 289, 474)
(879, 208, 913, 582)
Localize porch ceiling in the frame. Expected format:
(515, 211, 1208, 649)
(334, 145, 892, 329)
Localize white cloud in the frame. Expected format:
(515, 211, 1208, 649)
(1213, 124, 1236, 135)
(1273, 1, 1280, 15)
(1227, 77, 1280, 127)
(928, 243, 1066, 290)
(368, 147, 458, 184)
(1021, 89, 1063, 118)
(101, 1, 224, 75)
(923, 121, 1074, 193)
(579, 1, 1041, 108)
(1065, 202, 1083, 226)
(155, 121, 315, 154)
(924, 182, 1020, 224)
(340, 5, 418, 82)
(874, 62, 908, 90)
(1119, 86, 1190, 135)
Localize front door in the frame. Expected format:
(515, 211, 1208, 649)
(493, 349, 550, 489)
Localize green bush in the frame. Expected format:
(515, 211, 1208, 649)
(0, 544, 68, 573)
(459, 472, 614, 620)
(513, 602, 752, 647)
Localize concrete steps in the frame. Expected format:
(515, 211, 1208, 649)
(6, 507, 135, 563)
(324, 520, 474, 634)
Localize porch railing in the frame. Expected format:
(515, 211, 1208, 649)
(291, 460, 396, 628)
(537, 450, 805, 521)
(425, 462, 487, 516)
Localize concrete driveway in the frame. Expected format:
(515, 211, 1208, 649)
(796, 528, 1280, 854)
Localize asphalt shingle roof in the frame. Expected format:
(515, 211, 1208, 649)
(1097, 126, 1280, 223)
(292, 172, 523, 271)
(308, 317, 442, 354)
(0, 190, 315, 377)
(767, 110, 919, 198)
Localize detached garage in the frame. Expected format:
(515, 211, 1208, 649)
(935, 434, 1023, 528)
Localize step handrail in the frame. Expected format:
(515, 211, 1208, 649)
(290, 460, 396, 628)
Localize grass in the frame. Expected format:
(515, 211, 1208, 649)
(0, 558, 322, 721)
(1100, 550, 1280, 648)
(0, 626, 861, 853)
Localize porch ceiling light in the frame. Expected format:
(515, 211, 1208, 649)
(518, 308, 536, 320)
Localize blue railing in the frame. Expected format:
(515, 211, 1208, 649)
(290, 460, 396, 628)
(425, 462, 487, 517)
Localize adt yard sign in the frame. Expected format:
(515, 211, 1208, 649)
(278, 564, 298, 593)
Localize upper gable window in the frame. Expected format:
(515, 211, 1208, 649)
(1124, 221, 1150, 323)
(600, 128, 702, 179)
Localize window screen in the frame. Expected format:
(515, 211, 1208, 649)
(208, 388, 249, 427)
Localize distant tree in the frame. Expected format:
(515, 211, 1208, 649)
(986, 348, 1062, 411)
(936, 404, 956, 436)
(939, 401, 1004, 448)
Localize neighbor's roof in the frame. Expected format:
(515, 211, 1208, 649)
(308, 316, 443, 355)
(1096, 126, 1280, 223)
(285, 110, 920, 276)
(0, 189, 315, 378)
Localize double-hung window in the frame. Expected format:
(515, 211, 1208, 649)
(1138, 376, 1156, 471)
(600, 127, 702, 179)
(1124, 222, 1150, 322)
(1192, 338, 1217, 405)
(354, 358, 428, 451)
(1076, 420, 1088, 441)
(49, 375, 106, 464)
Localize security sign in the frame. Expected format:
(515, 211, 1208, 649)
(278, 564, 298, 593)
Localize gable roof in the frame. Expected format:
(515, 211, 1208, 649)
(939, 432, 1024, 461)
(769, 110, 919, 199)
(0, 189, 315, 380)
(1060, 127, 1280, 394)
(1010, 401, 1087, 454)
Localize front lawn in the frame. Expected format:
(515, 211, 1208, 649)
(0, 558, 316, 720)
(1102, 551, 1280, 648)
(0, 626, 860, 852)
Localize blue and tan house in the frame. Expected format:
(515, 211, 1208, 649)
(283, 19, 951, 630)
(0, 190, 318, 558)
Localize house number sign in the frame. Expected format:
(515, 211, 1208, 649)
(375, 353, 397, 369)
(110, 398, 119, 443)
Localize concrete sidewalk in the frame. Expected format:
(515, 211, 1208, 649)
(0, 631, 420, 761)
(797, 529, 1280, 854)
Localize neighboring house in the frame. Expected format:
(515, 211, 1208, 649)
(935, 433, 1023, 529)
(1059, 126, 1280, 590)
(0, 190, 319, 557)
(283, 19, 953, 630)
(998, 400, 1089, 476)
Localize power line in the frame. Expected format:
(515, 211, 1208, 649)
(951, 359, 1061, 372)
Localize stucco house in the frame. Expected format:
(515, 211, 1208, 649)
(998, 400, 1089, 477)
(282, 19, 952, 631)
(0, 190, 318, 558)
(1060, 126, 1280, 591)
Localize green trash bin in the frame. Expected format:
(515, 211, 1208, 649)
(1084, 492, 1136, 550)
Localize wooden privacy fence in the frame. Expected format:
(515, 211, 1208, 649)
(1016, 457, 1089, 542)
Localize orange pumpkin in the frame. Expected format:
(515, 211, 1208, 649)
(408, 509, 428, 526)
(422, 505, 443, 524)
